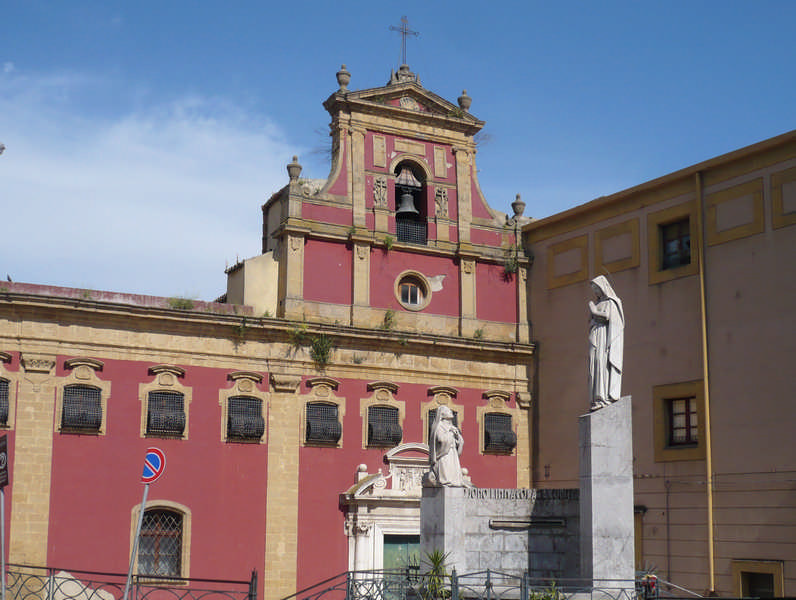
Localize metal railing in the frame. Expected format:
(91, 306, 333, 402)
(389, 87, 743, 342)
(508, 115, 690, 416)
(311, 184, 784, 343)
(4, 565, 256, 600)
(281, 569, 640, 600)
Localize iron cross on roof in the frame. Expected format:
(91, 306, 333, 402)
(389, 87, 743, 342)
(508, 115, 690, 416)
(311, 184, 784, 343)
(389, 16, 419, 66)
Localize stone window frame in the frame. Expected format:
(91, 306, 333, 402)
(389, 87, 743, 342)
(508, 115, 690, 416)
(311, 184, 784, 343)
(593, 219, 640, 275)
(139, 365, 192, 440)
(705, 177, 764, 246)
(647, 202, 699, 285)
(360, 381, 405, 449)
(546, 234, 589, 290)
(0, 352, 19, 430)
(394, 270, 432, 312)
(420, 386, 464, 446)
(55, 358, 111, 436)
(731, 559, 784, 598)
(218, 371, 268, 444)
(652, 380, 705, 462)
(301, 377, 346, 448)
(130, 499, 191, 581)
(476, 391, 519, 456)
(771, 165, 796, 229)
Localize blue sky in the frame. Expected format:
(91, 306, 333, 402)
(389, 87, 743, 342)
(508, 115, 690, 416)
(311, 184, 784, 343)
(2, 1, 794, 300)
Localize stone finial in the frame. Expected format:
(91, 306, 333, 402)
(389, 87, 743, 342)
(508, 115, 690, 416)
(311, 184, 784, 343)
(336, 64, 351, 92)
(457, 90, 472, 111)
(287, 156, 302, 181)
(511, 193, 526, 218)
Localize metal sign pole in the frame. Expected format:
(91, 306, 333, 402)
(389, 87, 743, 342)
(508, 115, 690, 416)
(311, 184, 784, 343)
(1, 487, 5, 600)
(123, 482, 150, 600)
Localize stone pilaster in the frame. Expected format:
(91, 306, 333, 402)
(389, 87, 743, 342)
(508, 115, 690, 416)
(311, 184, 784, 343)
(278, 230, 306, 320)
(458, 250, 477, 336)
(351, 127, 367, 228)
(351, 238, 371, 327)
(264, 372, 302, 600)
(515, 391, 532, 488)
(453, 146, 473, 243)
(517, 264, 530, 344)
(10, 353, 56, 565)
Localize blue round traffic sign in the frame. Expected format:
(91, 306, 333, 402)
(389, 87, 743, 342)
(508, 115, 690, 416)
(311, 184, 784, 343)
(141, 447, 166, 484)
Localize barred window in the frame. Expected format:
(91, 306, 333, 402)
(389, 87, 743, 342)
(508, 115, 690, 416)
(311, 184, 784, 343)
(61, 384, 102, 432)
(0, 379, 8, 426)
(139, 509, 182, 577)
(367, 405, 402, 447)
(396, 214, 427, 245)
(147, 391, 186, 437)
(306, 402, 342, 444)
(484, 413, 517, 453)
(227, 396, 264, 441)
(668, 397, 698, 446)
(427, 408, 458, 445)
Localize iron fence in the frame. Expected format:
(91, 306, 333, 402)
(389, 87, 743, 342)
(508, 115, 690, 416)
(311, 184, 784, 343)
(281, 569, 642, 600)
(3, 564, 256, 600)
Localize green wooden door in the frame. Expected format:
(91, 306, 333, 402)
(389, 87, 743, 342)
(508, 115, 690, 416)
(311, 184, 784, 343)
(383, 534, 420, 570)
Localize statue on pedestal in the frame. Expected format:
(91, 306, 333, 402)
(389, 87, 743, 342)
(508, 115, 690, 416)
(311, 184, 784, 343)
(588, 275, 624, 411)
(427, 405, 471, 487)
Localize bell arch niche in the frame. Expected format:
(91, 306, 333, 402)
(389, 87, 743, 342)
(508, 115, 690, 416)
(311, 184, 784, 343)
(393, 160, 428, 245)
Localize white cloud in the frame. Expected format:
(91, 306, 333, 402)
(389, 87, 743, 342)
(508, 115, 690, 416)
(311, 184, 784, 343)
(0, 70, 300, 299)
(2, 62, 13, 74)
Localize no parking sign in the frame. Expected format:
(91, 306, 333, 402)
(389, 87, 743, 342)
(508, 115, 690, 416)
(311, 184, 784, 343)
(141, 447, 165, 484)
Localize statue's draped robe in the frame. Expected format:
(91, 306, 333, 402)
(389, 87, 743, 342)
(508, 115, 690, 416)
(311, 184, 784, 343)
(430, 418, 466, 487)
(589, 280, 624, 409)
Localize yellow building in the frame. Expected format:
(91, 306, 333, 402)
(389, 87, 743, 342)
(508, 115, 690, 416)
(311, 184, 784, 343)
(524, 130, 796, 597)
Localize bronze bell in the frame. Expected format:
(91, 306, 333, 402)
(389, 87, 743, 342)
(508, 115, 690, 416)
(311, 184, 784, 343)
(396, 189, 419, 215)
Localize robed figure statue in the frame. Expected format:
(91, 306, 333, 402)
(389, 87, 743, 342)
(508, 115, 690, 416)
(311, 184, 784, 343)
(428, 405, 471, 487)
(588, 275, 625, 411)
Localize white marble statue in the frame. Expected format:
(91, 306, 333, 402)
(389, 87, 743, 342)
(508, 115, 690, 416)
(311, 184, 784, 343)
(588, 275, 625, 411)
(428, 405, 471, 487)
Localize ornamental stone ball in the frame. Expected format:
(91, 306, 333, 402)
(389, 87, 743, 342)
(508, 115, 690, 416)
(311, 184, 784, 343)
(587, 275, 624, 411)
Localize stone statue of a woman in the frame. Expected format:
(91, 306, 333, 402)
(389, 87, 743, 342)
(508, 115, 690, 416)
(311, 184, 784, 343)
(588, 275, 625, 411)
(427, 405, 471, 487)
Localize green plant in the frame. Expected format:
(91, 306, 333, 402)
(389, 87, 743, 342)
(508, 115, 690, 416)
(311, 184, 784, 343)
(529, 582, 562, 600)
(309, 334, 333, 369)
(380, 310, 396, 330)
(262, 310, 272, 318)
(384, 235, 394, 251)
(421, 549, 451, 600)
(473, 327, 484, 340)
(80, 289, 93, 300)
(347, 225, 357, 237)
(167, 296, 195, 310)
(352, 354, 365, 365)
(447, 107, 466, 118)
(234, 317, 248, 344)
(289, 322, 310, 349)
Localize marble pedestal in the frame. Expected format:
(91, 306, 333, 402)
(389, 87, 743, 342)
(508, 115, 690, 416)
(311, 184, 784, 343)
(579, 395, 635, 590)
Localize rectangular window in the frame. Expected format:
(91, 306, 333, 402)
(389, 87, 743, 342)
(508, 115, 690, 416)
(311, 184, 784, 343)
(660, 218, 691, 270)
(668, 397, 698, 446)
(305, 402, 342, 444)
(147, 391, 186, 437)
(742, 572, 775, 598)
(61, 385, 102, 432)
(484, 413, 517, 453)
(227, 396, 264, 441)
(367, 405, 402, 447)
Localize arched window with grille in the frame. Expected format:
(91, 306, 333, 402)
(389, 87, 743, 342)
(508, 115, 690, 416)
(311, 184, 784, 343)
(305, 402, 342, 444)
(139, 508, 183, 577)
(394, 162, 427, 245)
(226, 396, 265, 441)
(483, 412, 517, 453)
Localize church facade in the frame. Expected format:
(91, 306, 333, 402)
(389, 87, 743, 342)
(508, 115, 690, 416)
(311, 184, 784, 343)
(0, 63, 793, 598)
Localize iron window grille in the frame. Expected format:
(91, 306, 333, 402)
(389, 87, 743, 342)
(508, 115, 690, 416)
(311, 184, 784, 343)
(61, 384, 102, 432)
(305, 402, 342, 444)
(660, 218, 691, 270)
(484, 413, 517, 453)
(139, 509, 182, 577)
(367, 405, 402, 447)
(0, 379, 8, 426)
(147, 391, 186, 437)
(668, 396, 698, 446)
(396, 214, 427, 245)
(427, 408, 458, 445)
(227, 396, 265, 441)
